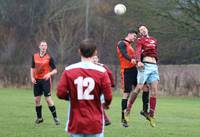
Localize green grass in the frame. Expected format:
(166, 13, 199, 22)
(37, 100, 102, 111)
(0, 88, 200, 137)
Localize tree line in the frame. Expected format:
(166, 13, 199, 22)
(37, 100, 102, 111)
(0, 0, 199, 66)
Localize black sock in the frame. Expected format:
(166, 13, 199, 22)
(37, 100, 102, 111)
(49, 105, 57, 118)
(121, 99, 128, 120)
(142, 91, 149, 113)
(36, 105, 42, 119)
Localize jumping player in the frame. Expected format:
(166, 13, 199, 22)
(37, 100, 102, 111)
(125, 25, 159, 127)
(117, 29, 150, 127)
(116, 29, 138, 127)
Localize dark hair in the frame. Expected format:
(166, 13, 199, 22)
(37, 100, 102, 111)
(137, 23, 147, 31)
(79, 38, 96, 58)
(127, 29, 138, 35)
(39, 40, 47, 46)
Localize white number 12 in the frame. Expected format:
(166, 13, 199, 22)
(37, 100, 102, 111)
(74, 76, 95, 100)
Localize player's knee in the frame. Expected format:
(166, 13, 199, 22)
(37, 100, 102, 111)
(123, 92, 130, 99)
(142, 85, 149, 91)
(34, 97, 41, 105)
(151, 87, 158, 96)
(134, 84, 143, 93)
(45, 97, 54, 105)
(151, 91, 157, 97)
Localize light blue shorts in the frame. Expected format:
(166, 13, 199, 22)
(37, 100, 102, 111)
(70, 133, 104, 137)
(137, 63, 159, 84)
(100, 95, 105, 104)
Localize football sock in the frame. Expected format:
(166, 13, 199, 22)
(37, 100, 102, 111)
(36, 105, 42, 119)
(149, 96, 156, 117)
(49, 105, 57, 118)
(121, 99, 128, 120)
(142, 91, 149, 113)
(127, 92, 138, 111)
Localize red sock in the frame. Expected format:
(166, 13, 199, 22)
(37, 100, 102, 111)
(149, 96, 156, 117)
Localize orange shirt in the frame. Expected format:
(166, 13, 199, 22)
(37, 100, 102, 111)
(32, 53, 56, 79)
(117, 40, 136, 69)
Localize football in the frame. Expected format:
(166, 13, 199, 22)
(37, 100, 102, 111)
(114, 4, 126, 15)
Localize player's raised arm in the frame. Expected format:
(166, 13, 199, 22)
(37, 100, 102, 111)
(135, 39, 144, 68)
(135, 39, 143, 63)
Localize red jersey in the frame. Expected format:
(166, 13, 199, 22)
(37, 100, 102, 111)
(117, 40, 136, 69)
(31, 53, 56, 79)
(56, 61, 112, 134)
(96, 63, 115, 87)
(136, 36, 158, 62)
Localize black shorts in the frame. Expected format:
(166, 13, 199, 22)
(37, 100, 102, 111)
(33, 79, 52, 97)
(124, 67, 137, 93)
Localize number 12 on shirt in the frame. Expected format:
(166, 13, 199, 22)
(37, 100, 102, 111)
(74, 76, 95, 100)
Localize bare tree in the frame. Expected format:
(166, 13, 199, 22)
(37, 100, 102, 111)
(34, 0, 86, 66)
(156, 0, 200, 38)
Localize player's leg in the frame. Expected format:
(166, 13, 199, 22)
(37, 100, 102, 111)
(121, 67, 137, 127)
(33, 80, 44, 124)
(34, 96, 43, 124)
(140, 85, 149, 119)
(104, 110, 111, 126)
(45, 96, 60, 125)
(122, 67, 138, 126)
(126, 67, 147, 114)
(147, 64, 159, 127)
(121, 92, 129, 127)
(126, 84, 143, 114)
(43, 79, 60, 125)
(147, 80, 158, 127)
(100, 95, 111, 126)
(120, 69, 129, 127)
(149, 81, 158, 117)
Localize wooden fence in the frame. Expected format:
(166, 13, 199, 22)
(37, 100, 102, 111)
(0, 64, 200, 96)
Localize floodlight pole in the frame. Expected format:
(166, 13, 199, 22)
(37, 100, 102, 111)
(85, 0, 90, 38)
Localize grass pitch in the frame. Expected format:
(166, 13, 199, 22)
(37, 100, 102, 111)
(0, 88, 200, 137)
